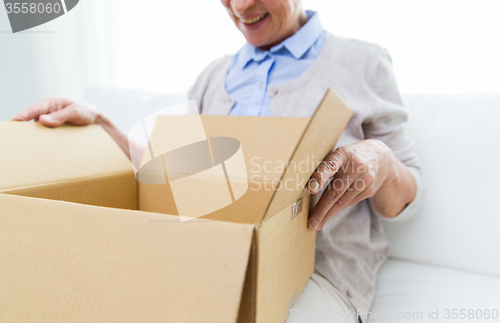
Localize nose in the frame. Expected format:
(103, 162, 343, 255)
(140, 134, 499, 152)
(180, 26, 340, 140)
(231, 0, 255, 15)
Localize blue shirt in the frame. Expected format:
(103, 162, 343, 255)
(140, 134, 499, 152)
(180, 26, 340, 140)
(226, 11, 326, 117)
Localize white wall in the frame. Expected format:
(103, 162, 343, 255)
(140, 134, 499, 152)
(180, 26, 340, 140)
(0, 0, 115, 120)
(305, 0, 500, 95)
(1, 0, 499, 120)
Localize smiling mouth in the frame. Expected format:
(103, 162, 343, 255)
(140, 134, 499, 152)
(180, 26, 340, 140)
(240, 13, 268, 25)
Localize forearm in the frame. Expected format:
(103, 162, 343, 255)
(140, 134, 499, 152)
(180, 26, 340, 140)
(95, 113, 131, 159)
(372, 156, 417, 218)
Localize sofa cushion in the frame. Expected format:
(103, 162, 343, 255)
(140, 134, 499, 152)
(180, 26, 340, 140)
(382, 92, 500, 276)
(369, 259, 500, 322)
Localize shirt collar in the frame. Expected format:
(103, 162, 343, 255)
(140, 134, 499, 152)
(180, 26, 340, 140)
(236, 10, 324, 70)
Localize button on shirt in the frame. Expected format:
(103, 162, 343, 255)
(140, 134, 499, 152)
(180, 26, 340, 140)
(225, 10, 326, 117)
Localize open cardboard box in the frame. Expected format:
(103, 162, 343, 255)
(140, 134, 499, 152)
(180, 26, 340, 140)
(0, 89, 352, 323)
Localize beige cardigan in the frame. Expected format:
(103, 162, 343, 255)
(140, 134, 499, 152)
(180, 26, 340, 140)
(188, 32, 425, 314)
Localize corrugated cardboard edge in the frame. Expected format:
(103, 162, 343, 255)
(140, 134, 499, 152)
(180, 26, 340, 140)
(260, 88, 354, 223)
(1, 170, 137, 210)
(237, 226, 258, 323)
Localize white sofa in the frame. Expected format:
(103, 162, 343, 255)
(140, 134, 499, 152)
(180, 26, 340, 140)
(86, 87, 500, 322)
(370, 92, 500, 322)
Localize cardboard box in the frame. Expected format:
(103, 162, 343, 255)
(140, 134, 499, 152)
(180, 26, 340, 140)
(0, 122, 137, 209)
(0, 89, 353, 323)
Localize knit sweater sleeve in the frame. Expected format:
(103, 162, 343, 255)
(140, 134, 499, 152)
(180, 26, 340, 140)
(362, 48, 425, 223)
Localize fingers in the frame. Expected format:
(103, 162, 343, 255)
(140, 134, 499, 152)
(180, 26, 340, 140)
(306, 141, 389, 231)
(308, 170, 358, 230)
(11, 98, 97, 128)
(308, 148, 348, 194)
(10, 98, 73, 122)
(38, 105, 77, 127)
(319, 182, 375, 230)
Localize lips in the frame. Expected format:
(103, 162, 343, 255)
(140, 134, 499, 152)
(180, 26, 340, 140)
(239, 13, 268, 25)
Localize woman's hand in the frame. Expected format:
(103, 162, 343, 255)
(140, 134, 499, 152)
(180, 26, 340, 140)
(307, 139, 416, 231)
(10, 98, 100, 127)
(10, 98, 135, 160)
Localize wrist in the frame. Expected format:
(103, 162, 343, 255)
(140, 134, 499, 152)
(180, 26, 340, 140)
(366, 139, 399, 187)
(382, 152, 401, 187)
(93, 110, 131, 159)
(94, 112, 106, 126)
(92, 104, 106, 126)
(370, 143, 416, 218)
(375, 159, 416, 217)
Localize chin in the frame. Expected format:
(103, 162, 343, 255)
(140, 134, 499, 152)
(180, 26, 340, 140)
(243, 34, 272, 49)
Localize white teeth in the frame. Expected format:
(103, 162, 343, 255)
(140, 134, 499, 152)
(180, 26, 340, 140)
(240, 14, 266, 25)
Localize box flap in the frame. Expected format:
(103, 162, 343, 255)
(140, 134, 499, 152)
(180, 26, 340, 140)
(139, 116, 310, 224)
(138, 88, 352, 223)
(0, 122, 137, 209)
(0, 194, 254, 323)
(262, 88, 353, 222)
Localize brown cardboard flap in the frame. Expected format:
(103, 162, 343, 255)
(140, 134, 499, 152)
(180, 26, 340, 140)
(139, 116, 310, 224)
(0, 122, 136, 209)
(262, 88, 354, 222)
(0, 194, 254, 323)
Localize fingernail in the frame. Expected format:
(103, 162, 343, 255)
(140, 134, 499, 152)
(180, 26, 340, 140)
(309, 179, 319, 192)
(40, 114, 53, 122)
(309, 219, 319, 231)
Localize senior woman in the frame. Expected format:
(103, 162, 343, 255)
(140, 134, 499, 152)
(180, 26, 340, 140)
(12, 0, 424, 322)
